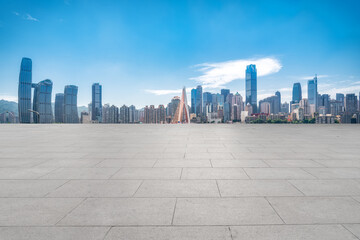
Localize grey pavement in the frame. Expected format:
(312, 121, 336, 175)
(0, 124, 360, 239)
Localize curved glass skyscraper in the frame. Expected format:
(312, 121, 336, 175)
(64, 85, 79, 123)
(33, 79, 53, 123)
(18, 57, 32, 123)
(55, 93, 65, 123)
(246, 64, 257, 113)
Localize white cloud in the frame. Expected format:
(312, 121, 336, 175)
(24, 14, 39, 22)
(0, 95, 17, 102)
(191, 57, 282, 88)
(146, 57, 282, 95)
(13, 12, 19, 16)
(299, 74, 329, 80)
(145, 89, 182, 96)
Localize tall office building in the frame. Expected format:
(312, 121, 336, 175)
(275, 91, 281, 111)
(129, 105, 136, 123)
(336, 93, 345, 107)
(245, 64, 257, 113)
(281, 102, 289, 114)
(32, 79, 53, 123)
(92, 83, 102, 122)
(191, 88, 196, 114)
(54, 93, 64, 123)
(64, 85, 79, 123)
(308, 75, 318, 111)
(292, 82, 302, 103)
(345, 94, 358, 114)
(18, 57, 32, 123)
(119, 105, 129, 123)
(258, 95, 280, 114)
(221, 89, 230, 103)
(195, 85, 203, 116)
(320, 94, 330, 114)
(203, 92, 212, 113)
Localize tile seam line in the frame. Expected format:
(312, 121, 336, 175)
(341, 224, 360, 240)
(265, 197, 286, 224)
(171, 198, 178, 225)
(1, 223, 360, 227)
(54, 197, 87, 226)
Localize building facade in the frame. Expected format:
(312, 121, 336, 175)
(18, 57, 32, 123)
(54, 93, 64, 123)
(308, 75, 318, 111)
(32, 79, 53, 123)
(64, 85, 79, 123)
(245, 64, 257, 113)
(92, 83, 102, 122)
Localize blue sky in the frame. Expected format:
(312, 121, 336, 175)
(0, 0, 360, 107)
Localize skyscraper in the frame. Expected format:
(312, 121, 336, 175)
(221, 89, 230, 103)
(308, 75, 318, 111)
(245, 64, 257, 113)
(292, 82, 302, 103)
(275, 91, 281, 111)
(92, 83, 102, 122)
(191, 88, 196, 114)
(320, 94, 330, 114)
(18, 57, 32, 123)
(336, 93, 345, 107)
(64, 85, 79, 123)
(55, 93, 64, 123)
(345, 94, 358, 114)
(195, 85, 203, 116)
(32, 79, 53, 123)
(203, 92, 212, 113)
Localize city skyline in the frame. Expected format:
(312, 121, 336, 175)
(1, 0, 360, 107)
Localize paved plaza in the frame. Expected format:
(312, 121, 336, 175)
(0, 124, 360, 239)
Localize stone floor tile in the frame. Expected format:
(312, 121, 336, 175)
(96, 159, 156, 167)
(267, 196, 360, 224)
(135, 180, 219, 197)
(0, 227, 109, 240)
(230, 225, 358, 240)
(344, 224, 360, 239)
(217, 180, 303, 197)
(47, 180, 142, 197)
(0, 198, 84, 226)
(154, 160, 211, 168)
(0, 180, 67, 197)
(104, 226, 232, 240)
(244, 168, 315, 179)
(173, 198, 282, 225)
(59, 198, 176, 226)
(211, 159, 268, 167)
(112, 168, 182, 179)
(289, 180, 360, 196)
(181, 168, 249, 179)
(40, 168, 119, 179)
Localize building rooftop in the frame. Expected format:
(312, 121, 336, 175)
(0, 124, 360, 239)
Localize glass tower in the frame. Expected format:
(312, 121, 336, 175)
(275, 91, 281, 112)
(92, 83, 102, 122)
(221, 89, 230, 103)
(292, 82, 302, 103)
(18, 57, 32, 123)
(308, 75, 318, 110)
(64, 85, 79, 123)
(32, 79, 53, 123)
(245, 64, 257, 113)
(55, 93, 65, 123)
(195, 85, 203, 116)
(191, 88, 196, 114)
